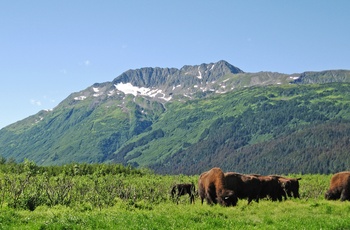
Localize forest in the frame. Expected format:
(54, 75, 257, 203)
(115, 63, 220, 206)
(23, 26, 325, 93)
(150, 83, 350, 174)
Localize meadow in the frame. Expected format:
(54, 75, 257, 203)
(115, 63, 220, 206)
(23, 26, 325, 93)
(0, 161, 350, 229)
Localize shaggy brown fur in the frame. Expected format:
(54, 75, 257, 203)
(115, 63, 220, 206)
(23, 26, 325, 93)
(198, 167, 237, 206)
(252, 175, 285, 201)
(224, 172, 261, 204)
(325, 171, 350, 201)
(270, 175, 302, 199)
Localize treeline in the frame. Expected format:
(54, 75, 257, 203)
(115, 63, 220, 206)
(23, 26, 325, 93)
(0, 158, 145, 176)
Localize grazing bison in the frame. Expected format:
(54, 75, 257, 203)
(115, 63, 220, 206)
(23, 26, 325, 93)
(198, 167, 237, 206)
(171, 183, 196, 204)
(270, 175, 302, 199)
(252, 175, 285, 201)
(224, 172, 261, 204)
(325, 171, 350, 201)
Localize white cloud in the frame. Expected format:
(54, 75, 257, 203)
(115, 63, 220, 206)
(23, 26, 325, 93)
(30, 99, 42, 106)
(78, 60, 91, 67)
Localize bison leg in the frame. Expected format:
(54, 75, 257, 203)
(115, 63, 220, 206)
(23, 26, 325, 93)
(206, 185, 217, 205)
(292, 190, 300, 199)
(254, 196, 259, 203)
(199, 190, 205, 204)
(277, 194, 283, 202)
(190, 194, 195, 204)
(206, 190, 216, 205)
(171, 187, 176, 200)
(247, 197, 253, 205)
(340, 189, 350, 201)
(247, 196, 259, 204)
(282, 190, 288, 200)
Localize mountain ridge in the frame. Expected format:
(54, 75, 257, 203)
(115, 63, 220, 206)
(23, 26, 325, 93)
(1, 60, 350, 175)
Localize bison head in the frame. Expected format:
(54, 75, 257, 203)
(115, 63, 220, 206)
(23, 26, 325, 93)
(217, 190, 237, 207)
(325, 190, 339, 200)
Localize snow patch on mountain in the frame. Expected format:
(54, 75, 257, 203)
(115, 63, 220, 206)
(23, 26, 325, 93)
(74, 96, 87, 101)
(107, 90, 115, 96)
(196, 66, 202, 79)
(114, 83, 172, 101)
(115, 83, 149, 96)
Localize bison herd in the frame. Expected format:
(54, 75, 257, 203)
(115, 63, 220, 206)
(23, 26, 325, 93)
(171, 168, 350, 206)
(197, 167, 301, 206)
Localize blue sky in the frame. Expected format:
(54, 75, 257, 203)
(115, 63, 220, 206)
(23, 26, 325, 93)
(1, 0, 350, 129)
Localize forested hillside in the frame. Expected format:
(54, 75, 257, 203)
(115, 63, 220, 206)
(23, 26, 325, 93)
(145, 83, 350, 174)
(1, 61, 350, 175)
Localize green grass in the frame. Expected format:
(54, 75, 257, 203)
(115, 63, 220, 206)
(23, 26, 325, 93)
(1, 199, 350, 229)
(0, 165, 348, 229)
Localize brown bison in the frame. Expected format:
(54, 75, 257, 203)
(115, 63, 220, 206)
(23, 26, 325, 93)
(252, 175, 285, 201)
(198, 167, 237, 206)
(171, 183, 195, 204)
(325, 171, 350, 201)
(270, 175, 302, 199)
(224, 172, 261, 204)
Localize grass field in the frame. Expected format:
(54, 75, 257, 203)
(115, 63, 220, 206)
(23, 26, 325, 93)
(0, 167, 349, 230)
(1, 199, 350, 229)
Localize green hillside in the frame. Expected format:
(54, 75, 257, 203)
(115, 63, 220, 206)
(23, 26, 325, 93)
(114, 83, 350, 174)
(0, 92, 165, 165)
(1, 74, 350, 175)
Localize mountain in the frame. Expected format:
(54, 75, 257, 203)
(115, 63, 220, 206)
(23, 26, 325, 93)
(1, 60, 350, 175)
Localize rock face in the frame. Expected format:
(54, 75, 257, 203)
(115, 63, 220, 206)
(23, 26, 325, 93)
(111, 60, 244, 101)
(114, 60, 243, 86)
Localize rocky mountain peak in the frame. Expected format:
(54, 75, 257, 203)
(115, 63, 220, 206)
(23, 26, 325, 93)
(112, 60, 243, 88)
(104, 61, 245, 102)
(179, 60, 243, 82)
(68, 61, 350, 112)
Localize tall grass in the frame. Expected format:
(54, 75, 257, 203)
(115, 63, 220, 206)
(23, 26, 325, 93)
(0, 162, 349, 229)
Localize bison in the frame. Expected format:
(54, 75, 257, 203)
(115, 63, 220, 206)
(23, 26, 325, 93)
(224, 172, 261, 204)
(198, 167, 237, 206)
(252, 175, 285, 201)
(270, 175, 302, 199)
(171, 183, 196, 204)
(325, 171, 350, 201)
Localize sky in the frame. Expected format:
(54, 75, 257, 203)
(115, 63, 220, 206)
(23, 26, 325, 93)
(1, 0, 350, 129)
